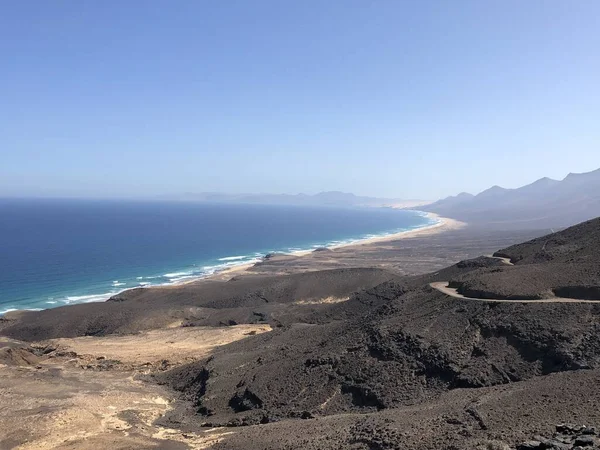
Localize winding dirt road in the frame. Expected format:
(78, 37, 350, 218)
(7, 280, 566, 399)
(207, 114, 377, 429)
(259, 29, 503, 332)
(430, 282, 600, 304)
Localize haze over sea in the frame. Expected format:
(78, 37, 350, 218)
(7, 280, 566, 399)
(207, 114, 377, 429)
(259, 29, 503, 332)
(0, 199, 433, 313)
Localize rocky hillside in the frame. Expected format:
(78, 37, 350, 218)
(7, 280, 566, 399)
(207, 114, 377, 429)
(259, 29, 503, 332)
(159, 274, 600, 428)
(0, 268, 395, 341)
(447, 217, 600, 300)
(152, 218, 600, 449)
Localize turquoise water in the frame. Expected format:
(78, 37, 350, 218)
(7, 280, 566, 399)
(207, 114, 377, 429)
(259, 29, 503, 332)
(0, 199, 434, 313)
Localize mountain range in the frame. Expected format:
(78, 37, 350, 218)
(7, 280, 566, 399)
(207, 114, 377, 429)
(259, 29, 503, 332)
(167, 168, 600, 229)
(418, 167, 600, 229)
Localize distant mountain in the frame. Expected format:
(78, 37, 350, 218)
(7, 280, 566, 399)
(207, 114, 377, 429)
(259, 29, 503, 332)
(417, 168, 600, 229)
(165, 191, 426, 208)
(418, 192, 474, 212)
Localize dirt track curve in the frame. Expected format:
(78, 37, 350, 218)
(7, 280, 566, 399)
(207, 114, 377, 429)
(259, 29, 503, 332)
(430, 282, 600, 303)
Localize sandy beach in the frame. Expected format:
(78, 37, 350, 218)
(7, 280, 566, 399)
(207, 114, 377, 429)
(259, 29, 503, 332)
(335, 212, 465, 248)
(160, 212, 464, 285)
(289, 212, 465, 254)
(193, 212, 466, 282)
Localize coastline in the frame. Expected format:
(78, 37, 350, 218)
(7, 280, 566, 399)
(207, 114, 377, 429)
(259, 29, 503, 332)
(189, 212, 465, 282)
(1, 211, 463, 313)
(296, 212, 464, 254)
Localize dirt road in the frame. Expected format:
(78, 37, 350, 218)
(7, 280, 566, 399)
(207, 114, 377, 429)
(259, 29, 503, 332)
(430, 282, 600, 303)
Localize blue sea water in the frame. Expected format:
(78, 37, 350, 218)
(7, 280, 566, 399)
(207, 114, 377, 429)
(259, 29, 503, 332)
(0, 199, 434, 313)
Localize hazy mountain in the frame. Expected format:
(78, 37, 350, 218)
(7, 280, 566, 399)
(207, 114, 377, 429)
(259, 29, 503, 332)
(418, 168, 600, 229)
(164, 191, 426, 208)
(418, 192, 474, 212)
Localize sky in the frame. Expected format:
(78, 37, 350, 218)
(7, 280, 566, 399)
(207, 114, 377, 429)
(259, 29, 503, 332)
(1, 1, 599, 200)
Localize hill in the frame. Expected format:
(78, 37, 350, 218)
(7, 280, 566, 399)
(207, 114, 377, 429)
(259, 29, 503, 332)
(418, 168, 600, 228)
(151, 217, 600, 448)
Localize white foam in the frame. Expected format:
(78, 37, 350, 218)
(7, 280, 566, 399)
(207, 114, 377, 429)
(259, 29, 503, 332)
(223, 261, 241, 267)
(217, 255, 247, 261)
(168, 275, 196, 284)
(1, 306, 47, 314)
(112, 281, 126, 287)
(63, 292, 115, 304)
(163, 271, 192, 278)
(202, 265, 219, 272)
(198, 257, 261, 277)
(46, 301, 58, 304)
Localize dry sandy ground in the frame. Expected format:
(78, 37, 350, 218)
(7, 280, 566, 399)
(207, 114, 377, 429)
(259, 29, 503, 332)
(293, 295, 350, 305)
(47, 324, 271, 367)
(0, 325, 270, 450)
(237, 223, 538, 279)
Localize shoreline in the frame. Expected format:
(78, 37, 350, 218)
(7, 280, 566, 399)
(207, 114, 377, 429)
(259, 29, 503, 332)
(287, 212, 465, 256)
(183, 212, 465, 282)
(1, 212, 463, 313)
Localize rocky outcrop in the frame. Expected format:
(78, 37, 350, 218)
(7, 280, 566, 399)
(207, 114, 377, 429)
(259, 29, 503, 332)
(516, 424, 599, 449)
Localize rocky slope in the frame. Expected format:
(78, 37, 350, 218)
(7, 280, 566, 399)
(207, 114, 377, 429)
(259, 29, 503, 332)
(158, 280, 600, 428)
(448, 218, 600, 300)
(0, 268, 395, 341)
(147, 218, 600, 449)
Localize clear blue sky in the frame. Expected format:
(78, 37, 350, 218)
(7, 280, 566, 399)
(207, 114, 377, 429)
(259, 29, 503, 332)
(1, 1, 599, 200)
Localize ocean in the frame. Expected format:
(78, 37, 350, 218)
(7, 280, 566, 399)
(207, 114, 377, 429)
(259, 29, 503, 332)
(0, 199, 434, 313)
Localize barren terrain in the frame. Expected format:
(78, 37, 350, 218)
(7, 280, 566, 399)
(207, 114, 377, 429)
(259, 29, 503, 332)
(2, 220, 599, 449)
